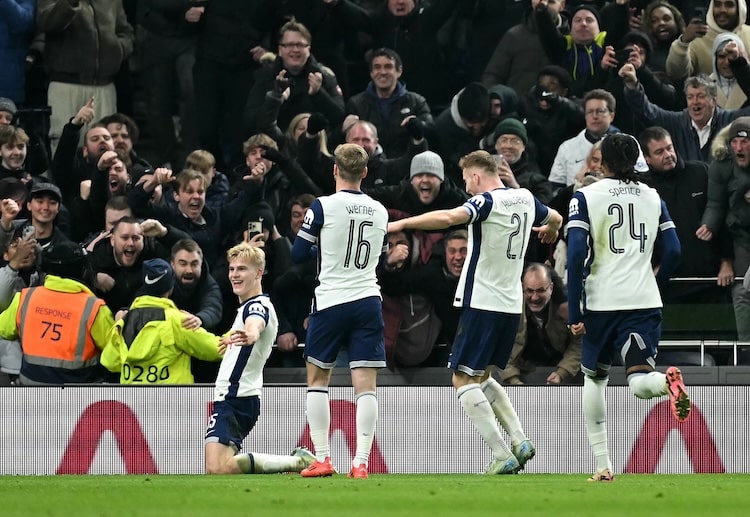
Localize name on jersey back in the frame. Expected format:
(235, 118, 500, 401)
(346, 204, 375, 216)
(608, 186, 641, 197)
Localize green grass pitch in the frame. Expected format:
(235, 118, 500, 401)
(0, 474, 747, 516)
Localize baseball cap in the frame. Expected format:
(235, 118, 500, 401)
(409, 151, 445, 181)
(140, 258, 175, 296)
(29, 182, 62, 203)
(42, 241, 88, 281)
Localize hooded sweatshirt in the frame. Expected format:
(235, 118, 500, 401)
(666, 0, 750, 80)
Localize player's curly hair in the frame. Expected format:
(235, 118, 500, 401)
(601, 133, 640, 183)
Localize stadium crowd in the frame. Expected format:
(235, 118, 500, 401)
(0, 0, 743, 387)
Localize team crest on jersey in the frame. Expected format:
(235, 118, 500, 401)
(302, 208, 315, 228)
(569, 198, 580, 217)
(468, 195, 486, 209)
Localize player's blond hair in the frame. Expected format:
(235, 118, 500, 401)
(334, 143, 368, 181)
(226, 242, 266, 271)
(459, 150, 498, 176)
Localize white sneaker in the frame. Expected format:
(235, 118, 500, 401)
(291, 446, 316, 469)
(512, 439, 536, 470)
(484, 456, 520, 475)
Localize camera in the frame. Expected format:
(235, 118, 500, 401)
(247, 221, 263, 240)
(615, 48, 633, 65)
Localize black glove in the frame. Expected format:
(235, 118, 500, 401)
(405, 118, 424, 141)
(307, 112, 328, 134)
(261, 146, 284, 163)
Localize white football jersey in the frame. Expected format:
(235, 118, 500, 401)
(297, 190, 388, 312)
(213, 294, 278, 401)
(455, 187, 552, 313)
(568, 178, 674, 311)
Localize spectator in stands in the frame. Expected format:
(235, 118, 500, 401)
(0, 98, 50, 178)
(534, 0, 630, 98)
(698, 116, 750, 340)
(169, 238, 223, 382)
(549, 89, 623, 189)
(642, 1, 685, 74)
(638, 126, 734, 304)
(501, 263, 581, 386)
(710, 35, 750, 108)
(0, 240, 114, 385)
(243, 18, 345, 140)
(367, 150, 469, 220)
(323, 0, 461, 109)
(183, 150, 229, 212)
(0, 125, 44, 186)
(137, 0, 199, 169)
(128, 169, 247, 267)
(285, 193, 316, 245)
(0, 0, 34, 104)
(0, 98, 16, 127)
(344, 47, 433, 158)
(66, 150, 131, 243)
(665, 0, 750, 81)
(235, 134, 322, 233)
(300, 116, 426, 192)
(37, 0, 134, 153)
(601, 30, 679, 136)
(379, 228, 441, 368)
(378, 228, 466, 368)
(432, 82, 494, 185)
(51, 100, 107, 200)
(481, 0, 570, 97)
(484, 118, 554, 204)
(101, 258, 223, 385)
(519, 66, 585, 177)
(88, 216, 187, 314)
(0, 225, 40, 384)
(192, 0, 267, 171)
(82, 195, 132, 252)
(256, 109, 332, 162)
(621, 67, 750, 161)
(0, 183, 75, 268)
(98, 113, 153, 183)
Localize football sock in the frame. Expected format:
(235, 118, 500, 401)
(353, 391, 378, 468)
(628, 371, 668, 399)
(583, 376, 612, 472)
(306, 388, 331, 461)
(481, 377, 527, 445)
(457, 384, 513, 460)
(236, 452, 299, 474)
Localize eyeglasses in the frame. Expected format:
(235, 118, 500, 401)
(585, 108, 610, 116)
(497, 136, 524, 146)
(279, 42, 310, 49)
(523, 285, 551, 296)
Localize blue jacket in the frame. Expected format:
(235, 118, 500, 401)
(0, 0, 35, 101)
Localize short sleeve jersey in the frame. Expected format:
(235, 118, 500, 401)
(567, 178, 675, 311)
(213, 294, 278, 401)
(296, 190, 388, 312)
(455, 187, 551, 313)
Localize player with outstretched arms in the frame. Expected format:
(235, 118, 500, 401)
(204, 243, 315, 474)
(566, 133, 690, 482)
(388, 150, 562, 475)
(291, 143, 389, 479)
